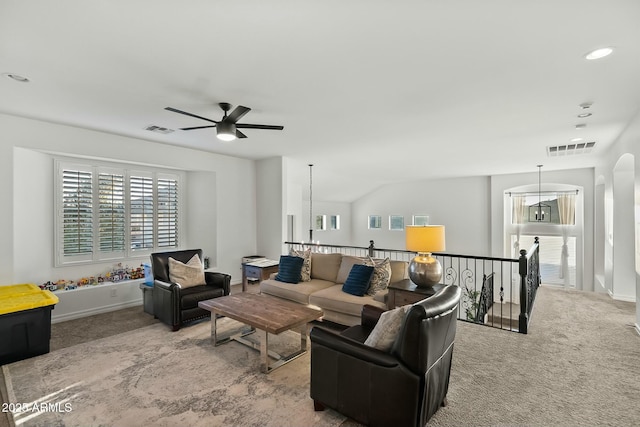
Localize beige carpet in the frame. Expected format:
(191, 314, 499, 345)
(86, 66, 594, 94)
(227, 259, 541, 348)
(3, 317, 345, 427)
(3, 285, 640, 426)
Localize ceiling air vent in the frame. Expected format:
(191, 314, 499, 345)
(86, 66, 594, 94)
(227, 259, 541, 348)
(145, 125, 174, 134)
(547, 141, 595, 157)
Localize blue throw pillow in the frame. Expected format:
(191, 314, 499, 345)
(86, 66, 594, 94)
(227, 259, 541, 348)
(275, 255, 304, 284)
(342, 264, 375, 296)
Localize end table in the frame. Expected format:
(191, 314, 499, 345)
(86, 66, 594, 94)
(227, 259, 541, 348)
(387, 279, 445, 309)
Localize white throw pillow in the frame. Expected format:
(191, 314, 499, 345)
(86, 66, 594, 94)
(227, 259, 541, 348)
(364, 304, 411, 352)
(168, 254, 205, 289)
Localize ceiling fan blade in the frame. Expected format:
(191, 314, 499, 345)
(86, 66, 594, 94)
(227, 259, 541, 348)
(165, 107, 219, 124)
(225, 105, 251, 124)
(236, 130, 248, 139)
(180, 125, 217, 131)
(236, 123, 284, 130)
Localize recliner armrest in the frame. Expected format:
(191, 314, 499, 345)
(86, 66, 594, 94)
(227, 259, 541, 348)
(310, 326, 399, 368)
(154, 279, 179, 292)
(205, 272, 231, 295)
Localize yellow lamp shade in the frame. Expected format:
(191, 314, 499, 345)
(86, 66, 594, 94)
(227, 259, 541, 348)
(405, 225, 445, 253)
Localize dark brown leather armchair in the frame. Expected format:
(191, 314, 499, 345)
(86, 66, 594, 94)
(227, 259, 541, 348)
(310, 284, 462, 427)
(151, 249, 230, 331)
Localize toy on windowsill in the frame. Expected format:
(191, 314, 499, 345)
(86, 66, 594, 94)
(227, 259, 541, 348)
(38, 262, 146, 293)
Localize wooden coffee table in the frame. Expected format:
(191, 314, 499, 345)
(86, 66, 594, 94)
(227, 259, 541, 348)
(198, 293, 323, 373)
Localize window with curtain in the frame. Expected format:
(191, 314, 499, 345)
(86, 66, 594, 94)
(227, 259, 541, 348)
(510, 192, 576, 225)
(56, 160, 182, 266)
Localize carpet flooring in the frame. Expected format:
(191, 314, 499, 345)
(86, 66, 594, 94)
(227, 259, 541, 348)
(2, 284, 640, 426)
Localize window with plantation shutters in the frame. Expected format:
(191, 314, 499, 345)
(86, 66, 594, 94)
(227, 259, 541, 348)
(130, 175, 154, 251)
(98, 172, 125, 254)
(56, 159, 183, 266)
(62, 169, 93, 256)
(157, 177, 178, 248)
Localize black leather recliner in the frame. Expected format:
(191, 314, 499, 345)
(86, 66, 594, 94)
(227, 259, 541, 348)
(151, 249, 231, 331)
(310, 284, 462, 427)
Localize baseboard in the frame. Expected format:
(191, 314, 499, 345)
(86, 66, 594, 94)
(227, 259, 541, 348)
(610, 293, 636, 303)
(52, 299, 142, 324)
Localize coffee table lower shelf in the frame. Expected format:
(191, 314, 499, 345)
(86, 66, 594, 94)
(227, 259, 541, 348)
(198, 293, 323, 374)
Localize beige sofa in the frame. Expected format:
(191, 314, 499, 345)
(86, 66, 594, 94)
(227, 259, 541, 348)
(259, 252, 408, 326)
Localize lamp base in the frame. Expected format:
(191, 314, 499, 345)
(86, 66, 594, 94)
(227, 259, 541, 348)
(408, 252, 442, 288)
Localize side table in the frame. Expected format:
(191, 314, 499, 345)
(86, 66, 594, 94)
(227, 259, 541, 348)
(242, 260, 279, 292)
(387, 279, 445, 309)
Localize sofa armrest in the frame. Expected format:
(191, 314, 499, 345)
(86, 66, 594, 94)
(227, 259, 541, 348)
(361, 304, 386, 330)
(310, 326, 398, 368)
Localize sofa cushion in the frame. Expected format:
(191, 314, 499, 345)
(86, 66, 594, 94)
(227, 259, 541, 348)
(342, 264, 375, 296)
(336, 255, 365, 284)
(364, 257, 392, 295)
(310, 253, 343, 282)
(290, 247, 312, 281)
(309, 285, 387, 318)
(260, 278, 335, 305)
(275, 255, 304, 284)
(169, 254, 205, 289)
(364, 304, 411, 352)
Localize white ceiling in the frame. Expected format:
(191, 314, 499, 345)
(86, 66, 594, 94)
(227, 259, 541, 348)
(1, 1, 639, 202)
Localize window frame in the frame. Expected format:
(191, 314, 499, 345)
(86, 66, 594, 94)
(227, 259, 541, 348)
(55, 158, 184, 266)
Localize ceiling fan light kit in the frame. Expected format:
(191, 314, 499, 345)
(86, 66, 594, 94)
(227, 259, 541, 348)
(216, 121, 237, 141)
(164, 102, 283, 142)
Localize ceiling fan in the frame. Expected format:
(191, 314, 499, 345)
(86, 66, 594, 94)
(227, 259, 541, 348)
(164, 103, 284, 141)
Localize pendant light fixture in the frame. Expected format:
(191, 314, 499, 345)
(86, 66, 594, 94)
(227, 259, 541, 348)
(529, 165, 551, 222)
(308, 164, 313, 242)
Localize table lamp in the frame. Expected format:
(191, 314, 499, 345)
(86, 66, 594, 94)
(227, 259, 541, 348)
(405, 225, 445, 287)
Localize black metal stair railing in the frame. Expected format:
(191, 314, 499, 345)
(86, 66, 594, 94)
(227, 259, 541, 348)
(285, 238, 541, 334)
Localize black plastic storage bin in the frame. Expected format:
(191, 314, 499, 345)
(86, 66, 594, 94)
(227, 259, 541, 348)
(0, 305, 55, 365)
(140, 283, 154, 315)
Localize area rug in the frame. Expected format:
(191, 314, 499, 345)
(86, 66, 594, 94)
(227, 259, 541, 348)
(3, 318, 346, 427)
(4, 286, 640, 427)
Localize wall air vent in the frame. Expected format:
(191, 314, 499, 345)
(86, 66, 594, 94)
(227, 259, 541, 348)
(547, 141, 595, 157)
(145, 125, 175, 134)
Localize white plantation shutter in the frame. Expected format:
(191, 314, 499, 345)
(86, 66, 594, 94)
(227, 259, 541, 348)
(56, 160, 183, 265)
(98, 172, 126, 255)
(62, 168, 93, 257)
(157, 177, 178, 248)
(130, 175, 154, 251)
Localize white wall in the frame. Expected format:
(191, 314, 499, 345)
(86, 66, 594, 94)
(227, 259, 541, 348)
(186, 171, 217, 267)
(594, 108, 640, 328)
(2, 113, 257, 318)
(351, 176, 491, 255)
(256, 157, 285, 261)
(301, 200, 352, 245)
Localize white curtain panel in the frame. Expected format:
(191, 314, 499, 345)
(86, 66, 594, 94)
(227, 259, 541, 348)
(557, 193, 576, 285)
(511, 195, 526, 257)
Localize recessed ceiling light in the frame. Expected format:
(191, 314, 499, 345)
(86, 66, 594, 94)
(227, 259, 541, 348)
(579, 102, 593, 109)
(585, 47, 613, 60)
(2, 72, 30, 82)
(575, 124, 587, 129)
(571, 137, 584, 142)
(577, 112, 592, 118)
